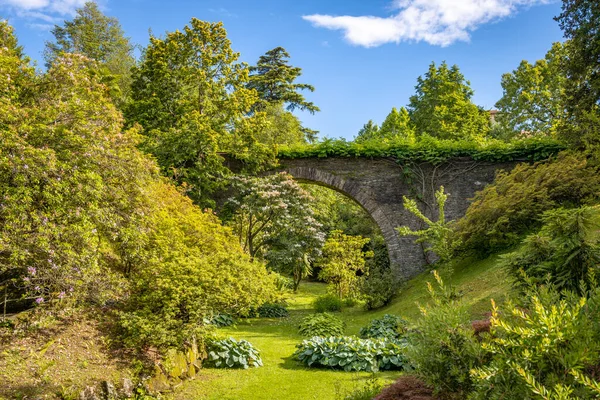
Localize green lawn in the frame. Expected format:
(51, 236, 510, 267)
(174, 254, 511, 400)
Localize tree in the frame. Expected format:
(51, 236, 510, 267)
(355, 120, 380, 142)
(495, 42, 567, 136)
(555, 0, 600, 148)
(225, 173, 325, 290)
(408, 62, 490, 140)
(126, 19, 274, 208)
(318, 231, 372, 300)
(44, 1, 135, 106)
(379, 107, 415, 140)
(248, 46, 319, 114)
(254, 103, 306, 147)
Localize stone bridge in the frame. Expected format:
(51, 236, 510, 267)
(276, 157, 521, 281)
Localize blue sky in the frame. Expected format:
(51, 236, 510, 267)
(1, 0, 565, 140)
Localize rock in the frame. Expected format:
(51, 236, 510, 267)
(101, 381, 118, 400)
(79, 386, 101, 400)
(121, 378, 135, 398)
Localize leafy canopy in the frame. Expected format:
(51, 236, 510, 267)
(408, 61, 490, 140)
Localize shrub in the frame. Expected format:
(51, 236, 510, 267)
(360, 314, 407, 340)
(404, 271, 485, 399)
(502, 206, 600, 295)
(456, 152, 600, 254)
(361, 265, 396, 310)
(294, 336, 407, 372)
(205, 338, 263, 369)
(257, 303, 289, 318)
(299, 313, 345, 337)
(314, 294, 343, 313)
(470, 287, 600, 400)
(119, 183, 278, 351)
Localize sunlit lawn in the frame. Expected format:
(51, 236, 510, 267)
(174, 255, 510, 400)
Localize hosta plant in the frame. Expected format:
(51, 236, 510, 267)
(205, 338, 263, 369)
(359, 314, 407, 340)
(206, 314, 235, 327)
(257, 302, 289, 318)
(294, 336, 407, 372)
(298, 313, 345, 337)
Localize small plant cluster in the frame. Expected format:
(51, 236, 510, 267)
(257, 302, 289, 318)
(313, 294, 344, 313)
(359, 314, 407, 340)
(205, 314, 235, 327)
(298, 313, 345, 337)
(205, 338, 263, 369)
(278, 136, 564, 164)
(294, 336, 407, 372)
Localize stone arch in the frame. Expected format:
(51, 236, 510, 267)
(282, 166, 426, 280)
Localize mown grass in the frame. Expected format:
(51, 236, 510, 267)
(174, 254, 512, 400)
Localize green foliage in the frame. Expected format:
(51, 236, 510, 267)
(318, 231, 372, 300)
(355, 108, 414, 143)
(314, 294, 344, 313)
(470, 288, 600, 400)
(248, 46, 319, 115)
(206, 338, 263, 369)
(279, 136, 564, 164)
(360, 265, 396, 310)
(457, 152, 600, 253)
(397, 186, 458, 262)
(207, 314, 236, 328)
(225, 173, 325, 291)
(44, 2, 135, 107)
(298, 313, 345, 337)
(404, 271, 485, 398)
(495, 42, 567, 137)
(359, 315, 407, 340)
(555, 0, 600, 148)
(294, 336, 407, 372)
(257, 303, 289, 318)
(126, 18, 274, 208)
(118, 182, 278, 350)
(254, 103, 308, 146)
(408, 61, 490, 140)
(502, 206, 600, 295)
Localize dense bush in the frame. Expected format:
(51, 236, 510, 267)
(456, 152, 600, 254)
(404, 272, 485, 399)
(314, 294, 344, 313)
(257, 303, 289, 318)
(470, 288, 600, 400)
(298, 313, 345, 337)
(205, 338, 263, 369)
(359, 314, 407, 340)
(294, 336, 407, 372)
(361, 267, 396, 310)
(118, 183, 279, 350)
(502, 206, 600, 295)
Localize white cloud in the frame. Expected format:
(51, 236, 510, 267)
(0, 0, 88, 29)
(303, 0, 552, 47)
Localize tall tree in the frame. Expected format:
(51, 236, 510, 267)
(495, 42, 567, 136)
(126, 19, 274, 208)
(555, 0, 600, 148)
(408, 61, 490, 140)
(379, 107, 415, 140)
(355, 120, 380, 142)
(248, 46, 320, 114)
(44, 1, 135, 106)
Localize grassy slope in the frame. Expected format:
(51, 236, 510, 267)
(174, 254, 511, 400)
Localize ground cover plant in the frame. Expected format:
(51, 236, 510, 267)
(298, 313, 345, 337)
(359, 314, 407, 340)
(205, 338, 263, 369)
